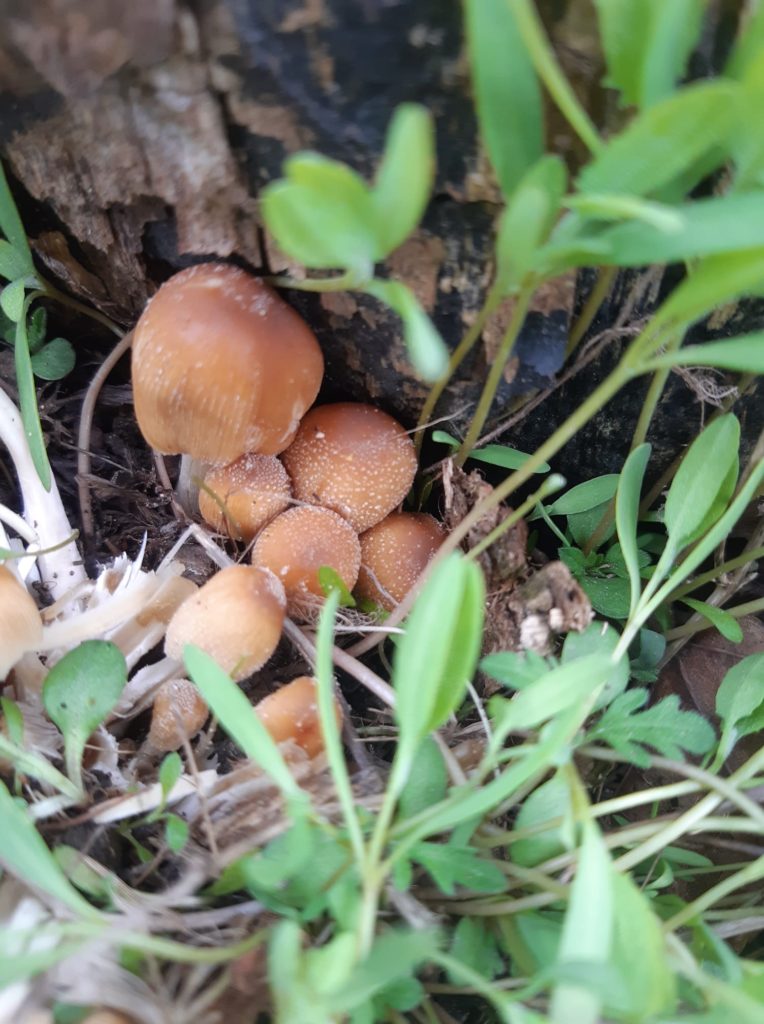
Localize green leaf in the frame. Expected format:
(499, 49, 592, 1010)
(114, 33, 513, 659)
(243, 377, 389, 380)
(547, 475, 619, 516)
(14, 303, 52, 489)
(1, 277, 26, 322)
(464, 0, 543, 196)
(184, 645, 305, 804)
(577, 81, 736, 198)
(409, 842, 505, 896)
(365, 278, 448, 381)
(587, 689, 716, 767)
(262, 154, 378, 271)
(158, 752, 183, 801)
(0, 163, 34, 273)
(510, 773, 570, 867)
(616, 443, 651, 617)
(593, 0, 707, 109)
(449, 918, 504, 983)
(681, 598, 743, 644)
(0, 781, 102, 920)
(664, 414, 739, 551)
(0, 239, 31, 282)
(393, 553, 484, 760)
(164, 813, 189, 853)
(591, 196, 764, 266)
(397, 736, 448, 822)
(317, 565, 356, 607)
(567, 503, 617, 549)
(495, 155, 566, 293)
(371, 104, 434, 254)
(607, 872, 676, 1018)
(26, 305, 46, 352)
(726, 3, 764, 80)
(715, 653, 764, 762)
(491, 653, 613, 734)
(646, 334, 764, 374)
(42, 641, 127, 792)
(562, 624, 629, 710)
(480, 649, 555, 690)
(1, 695, 24, 745)
(565, 192, 685, 231)
(432, 430, 550, 472)
(580, 573, 631, 620)
(550, 820, 613, 1024)
(31, 337, 75, 381)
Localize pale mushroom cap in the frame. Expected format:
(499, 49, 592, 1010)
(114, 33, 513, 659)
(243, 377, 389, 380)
(148, 678, 209, 751)
(250, 505, 361, 615)
(255, 675, 342, 758)
(281, 403, 418, 532)
(132, 264, 324, 461)
(164, 565, 286, 680)
(0, 566, 43, 679)
(199, 454, 292, 541)
(355, 512, 445, 610)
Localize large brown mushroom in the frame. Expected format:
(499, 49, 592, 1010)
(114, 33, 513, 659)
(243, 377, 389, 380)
(131, 264, 324, 462)
(281, 403, 418, 532)
(255, 676, 341, 758)
(164, 565, 286, 680)
(250, 505, 360, 615)
(355, 512, 445, 610)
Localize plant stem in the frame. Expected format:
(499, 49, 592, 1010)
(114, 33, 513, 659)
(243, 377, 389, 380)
(510, 0, 603, 156)
(665, 594, 764, 641)
(456, 286, 534, 466)
(415, 286, 502, 455)
(467, 475, 565, 560)
(565, 267, 616, 360)
(663, 856, 764, 932)
(39, 277, 123, 336)
(267, 269, 368, 293)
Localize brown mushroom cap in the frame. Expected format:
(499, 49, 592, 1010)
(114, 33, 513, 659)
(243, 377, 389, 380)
(164, 565, 286, 680)
(255, 675, 342, 758)
(199, 454, 292, 542)
(0, 566, 43, 679)
(148, 678, 209, 752)
(355, 512, 445, 610)
(132, 264, 324, 462)
(281, 403, 417, 532)
(250, 505, 360, 615)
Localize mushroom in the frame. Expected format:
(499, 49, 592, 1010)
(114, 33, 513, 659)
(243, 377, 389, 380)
(198, 453, 292, 542)
(250, 506, 360, 615)
(255, 675, 342, 758)
(355, 512, 445, 611)
(164, 565, 286, 680)
(0, 566, 43, 680)
(147, 678, 209, 752)
(281, 403, 418, 532)
(131, 264, 324, 507)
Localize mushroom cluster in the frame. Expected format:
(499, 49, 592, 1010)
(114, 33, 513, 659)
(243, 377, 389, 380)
(130, 263, 446, 747)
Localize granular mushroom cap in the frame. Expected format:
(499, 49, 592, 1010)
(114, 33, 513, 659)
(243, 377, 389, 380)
(199, 453, 292, 541)
(255, 675, 342, 758)
(250, 505, 361, 615)
(148, 678, 210, 752)
(164, 565, 286, 680)
(355, 512, 445, 610)
(132, 264, 324, 462)
(281, 402, 418, 532)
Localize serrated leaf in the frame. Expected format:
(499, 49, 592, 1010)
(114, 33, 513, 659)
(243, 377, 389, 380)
(562, 624, 629, 710)
(410, 842, 505, 896)
(449, 918, 504, 983)
(393, 553, 484, 761)
(31, 337, 75, 381)
(1, 277, 26, 322)
(493, 653, 613, 733)
(464, 0, 544, 196)
(577, 81, 736, 198)
(43, 641, 127, 791)
(716, 653, 764, 762)
(587, 689, 716, 767)
(681, 598, 743, 644)
(329, 928, 441, 1014)
(495, 155, 566, 293)
(593, 0, 707, 109)
(615, 443, 651, 617)
(580, 574, 631, 620)
(0, 163, 34, 273)
(371, 104, 434, 254)
(664, 414, 739, 551)
(365, 278, 447, 381)
(547, 475, 619, 516)
(262, 154, 378, 271)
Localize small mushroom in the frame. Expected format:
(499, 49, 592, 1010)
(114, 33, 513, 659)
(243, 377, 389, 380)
(198, 453, 292, 541)
(147, 678, 209, 752)
(132, 264, 324, 462)
(281, 402, 418, 532)
(0, 566, 43, 680)
(164, 565, 286, 680)
(355, 512, 445, 611)
(250, 506, 360, 615)
(255, 675, 342, 758)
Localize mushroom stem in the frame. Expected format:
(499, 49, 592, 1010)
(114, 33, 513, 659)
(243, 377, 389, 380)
(175, 454, 210, 516)
(0, 387, 85, 599)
